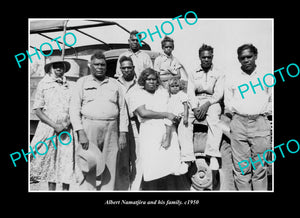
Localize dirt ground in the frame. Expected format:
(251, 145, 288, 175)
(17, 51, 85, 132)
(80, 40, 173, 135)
(30, 130, 273, 191)
(30, 136, 237, 191)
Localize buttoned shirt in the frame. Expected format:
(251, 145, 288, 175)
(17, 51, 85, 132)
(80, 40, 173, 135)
(116, 77, 142, 118)
(154, 53, 182, 79)
(115, 49, 153, 79)
(187, 65, 225, 109)
(224, 67, 272, 115)
(69, 74, 128, 132)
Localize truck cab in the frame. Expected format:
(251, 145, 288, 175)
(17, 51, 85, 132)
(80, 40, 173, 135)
(30, 20, 159, 139)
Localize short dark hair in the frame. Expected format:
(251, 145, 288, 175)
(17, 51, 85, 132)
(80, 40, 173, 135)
(161, 36, 174, 49)
(90, 51, 106, 61)
(138, 68, 162, 88)
(198, 44, 214, 57)
(119, 56, 133, 65)
(129, 30, 140, 38)
(237, 44, 258, 56)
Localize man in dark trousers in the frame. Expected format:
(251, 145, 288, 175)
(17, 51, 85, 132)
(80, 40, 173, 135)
(115, 56, 142, 190)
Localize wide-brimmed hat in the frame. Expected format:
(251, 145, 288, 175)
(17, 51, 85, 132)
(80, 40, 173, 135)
(44, 57, 71, 73)
(76, 142, 105, 177)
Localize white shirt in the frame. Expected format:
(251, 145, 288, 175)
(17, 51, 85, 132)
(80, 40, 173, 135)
(115, 49, 153, 79)
(154, 53, 182, 77)
(224, 67, 273, 115)
(70, 75, 128, 132)
(187, 65, 224, 109)
(117, 77, 142, 118)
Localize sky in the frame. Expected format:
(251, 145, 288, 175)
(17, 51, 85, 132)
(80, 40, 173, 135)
(30, 18, 273, 78)
(111, 18, 273, 76)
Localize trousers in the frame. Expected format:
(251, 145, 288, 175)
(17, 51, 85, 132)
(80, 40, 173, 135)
(115, 119, 142, 191)
(81, 117, 119, 190)
(129, 120, 143, 190)
(230, 114, 271, 190)
(178, 98, 223, 160)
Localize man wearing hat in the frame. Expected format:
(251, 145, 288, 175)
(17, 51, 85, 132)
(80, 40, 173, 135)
(70, 51, 128, 190)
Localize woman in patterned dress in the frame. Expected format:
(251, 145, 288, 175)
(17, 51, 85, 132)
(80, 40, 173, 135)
(30, 58, 80, 191)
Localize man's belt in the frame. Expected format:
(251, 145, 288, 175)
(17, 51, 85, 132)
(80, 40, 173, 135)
(82, 115, 116, 121)
(195, 90, 213, 97)
(234, 112, 263, 120)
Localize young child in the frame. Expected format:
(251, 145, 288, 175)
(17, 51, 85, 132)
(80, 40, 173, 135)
(154, 36, 183, 88)
(162, 78, 192, 171)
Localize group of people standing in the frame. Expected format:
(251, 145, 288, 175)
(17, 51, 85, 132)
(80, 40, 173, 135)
(30, 30, 272, 191)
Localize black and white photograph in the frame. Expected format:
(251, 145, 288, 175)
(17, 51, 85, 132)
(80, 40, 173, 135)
(6, 3, 300, 210)
(27, 18, 274, 192)
(3, 1, 300, 214)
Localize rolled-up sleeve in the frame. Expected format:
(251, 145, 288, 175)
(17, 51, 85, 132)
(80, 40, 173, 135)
(208, 72, 225, 105)
(187, 72, 198, 109)
(69, 78, 84, 131)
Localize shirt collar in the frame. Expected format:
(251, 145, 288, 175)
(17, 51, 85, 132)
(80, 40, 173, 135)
(128, 49, 141, 56)
(90, 74, 110, 85)
(195, 64, 214, 72)
(161, 52, 173, 59)
(240, 66, 259, 77)
(117, 76, 137, 88)
(116, 76, 125, 84)
(44, 74, 67, 85)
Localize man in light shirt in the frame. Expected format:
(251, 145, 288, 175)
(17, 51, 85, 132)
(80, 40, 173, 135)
(224, 44, 272, 190)
(70, 51, 128, 190)
(186, 44, 225, 171)
(116, 56, 142, 191)
(115, 30, 153, 79)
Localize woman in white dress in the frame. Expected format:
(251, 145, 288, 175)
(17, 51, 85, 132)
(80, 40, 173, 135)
(128, 68, 190, 190)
